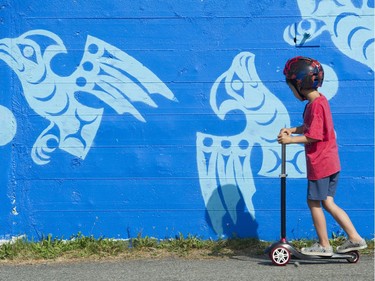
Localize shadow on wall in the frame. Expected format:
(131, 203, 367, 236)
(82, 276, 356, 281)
(205, 184, 258, 238)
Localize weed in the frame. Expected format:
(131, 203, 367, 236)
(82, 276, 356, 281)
(132, 235, 158, 249)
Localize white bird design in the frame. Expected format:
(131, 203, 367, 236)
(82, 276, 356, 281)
(0, 30, 176, 164)
(284, 0, 374, 70)
(196, 52, 306, 236)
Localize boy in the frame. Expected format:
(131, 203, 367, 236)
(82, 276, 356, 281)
(277, 56, 367, 256)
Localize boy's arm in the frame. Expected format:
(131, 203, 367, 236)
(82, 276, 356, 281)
(291, 126, 304, 135)
(278, 126, 318, 144)
(286, 135, 317, 144)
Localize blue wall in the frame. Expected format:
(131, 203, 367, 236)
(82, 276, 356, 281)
(0, 0, 373, 241)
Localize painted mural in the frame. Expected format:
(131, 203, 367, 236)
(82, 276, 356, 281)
(0, 0, 373, 241)
(0, 30, 176, 164)
(284, 0, 374, 70)
(197, 0, 374, 237)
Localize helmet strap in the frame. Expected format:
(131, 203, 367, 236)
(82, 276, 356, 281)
(296, 88, 306, 100)
(287, 80, 306, 101)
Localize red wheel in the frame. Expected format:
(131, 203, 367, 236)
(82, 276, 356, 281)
(346, 251, 360, 263)
(270, 246, 291, 266)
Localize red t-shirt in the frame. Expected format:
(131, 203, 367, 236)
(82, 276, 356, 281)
(303, 94, 341, 180)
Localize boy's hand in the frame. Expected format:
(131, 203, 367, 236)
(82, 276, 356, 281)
(278, 128, 292, 136)
(278, 128, 293, 144)
(277, 131, 293, 144)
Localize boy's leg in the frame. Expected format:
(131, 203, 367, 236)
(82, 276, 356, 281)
(301, 199, 333, 256)
(322, 196, 367, 253)
(307, 199, 330, 247)
(322, 196, 362, 242)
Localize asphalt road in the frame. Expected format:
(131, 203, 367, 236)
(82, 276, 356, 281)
(0, 255, 373, 281)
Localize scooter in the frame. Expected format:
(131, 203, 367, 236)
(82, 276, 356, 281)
(265, 144, 360, 266)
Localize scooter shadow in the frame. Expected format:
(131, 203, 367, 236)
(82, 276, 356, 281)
(259, 255, 353, 266)
(230, 254, 351, 266)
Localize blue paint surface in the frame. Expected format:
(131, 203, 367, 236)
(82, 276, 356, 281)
(0, 0, 373, 241)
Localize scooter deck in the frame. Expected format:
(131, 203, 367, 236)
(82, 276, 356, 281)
(267, 241, 356, 260)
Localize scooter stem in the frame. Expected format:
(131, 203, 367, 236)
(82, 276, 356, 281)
(280, 144, 287, 240)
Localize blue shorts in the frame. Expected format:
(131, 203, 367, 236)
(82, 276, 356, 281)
(307, 172, 339, 200)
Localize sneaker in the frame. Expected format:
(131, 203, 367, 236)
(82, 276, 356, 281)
(336, 239, 367, 253)
(301, 243, 333, 256)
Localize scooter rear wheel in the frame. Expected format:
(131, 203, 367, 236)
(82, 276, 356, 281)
(270, 246, 291, 266)
(346, 251, 359, 263)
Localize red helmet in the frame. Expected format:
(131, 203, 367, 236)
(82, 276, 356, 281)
(283, 56, 324, 91)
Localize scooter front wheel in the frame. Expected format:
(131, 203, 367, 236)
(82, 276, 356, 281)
(270, 246, 291, 266)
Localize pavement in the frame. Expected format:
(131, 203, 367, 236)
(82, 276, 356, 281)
(0, 255, 373, 281)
